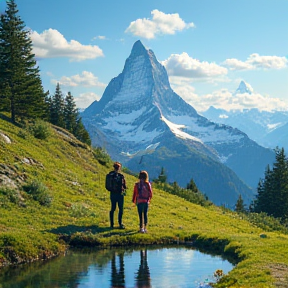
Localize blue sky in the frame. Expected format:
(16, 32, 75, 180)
(1, 0, 287, 112)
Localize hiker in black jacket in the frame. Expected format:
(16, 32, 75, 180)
(105, 162, 127, 229)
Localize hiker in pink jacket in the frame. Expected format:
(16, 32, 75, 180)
(132, 171, 153, 233)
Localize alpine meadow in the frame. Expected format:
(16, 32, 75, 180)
(1, 1, 288, 287)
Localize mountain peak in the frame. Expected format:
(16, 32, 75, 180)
(81, 41, 273, 207)
(130, 40, 147, 57)
(235, 81, 253, 94)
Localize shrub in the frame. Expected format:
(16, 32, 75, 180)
(18, 129, 30, 139)
(0, 187, 22, 205)
(29, 119, 51, 140)
(245, 212, 288, 234)
(153, 181, 212, 207)
(23, 180, 52, 206)
(92, 147, 111, 166)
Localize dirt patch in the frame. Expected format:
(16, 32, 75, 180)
(269, 263, 288, 287)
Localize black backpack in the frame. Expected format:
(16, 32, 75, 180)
(105, 172, 123, 193)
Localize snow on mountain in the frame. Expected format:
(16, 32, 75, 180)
(82, 40, 275, 207)
(262, 121, 288, 149)
(163, 114, 243, 145)
(203, 106, 288, 151)
(234, 80, 253, 94)
(160, 115, 203, 142)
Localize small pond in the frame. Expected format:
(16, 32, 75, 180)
(0, 246, 234, 288)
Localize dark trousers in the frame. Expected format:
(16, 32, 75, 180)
(109, 193, 124, 227)
(137, 202, 148, 228)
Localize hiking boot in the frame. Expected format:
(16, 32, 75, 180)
(139, 228, 144, 233)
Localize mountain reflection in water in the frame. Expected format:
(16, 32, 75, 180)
(0, 246, 233, 288)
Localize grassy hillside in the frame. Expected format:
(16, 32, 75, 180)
(0, 114, 288, 287)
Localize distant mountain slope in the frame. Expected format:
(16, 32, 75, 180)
(262, 122, 288, 149)
(202, 105, 288, 151)
(82, 40, 275, 207)
(126, 135, 253, 206)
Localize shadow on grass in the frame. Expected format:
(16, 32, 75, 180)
(0, 113, 11, 122)
(48, 224, 111, 235)
(0, 112, 22, 127)
(48, 224, 139, 237)
(48, 224, 139, 247)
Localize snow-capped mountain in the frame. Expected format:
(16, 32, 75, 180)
(234, 80, 253, 94)
(82, 40, 275, 207)
(262, 122, 288, 149)
(203, 81, 288, 151)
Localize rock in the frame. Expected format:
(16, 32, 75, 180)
(0, 174, 18, 189)
(0, 132, 11, 144)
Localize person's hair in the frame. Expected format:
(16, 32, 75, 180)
(113, 162, 121, 170)
(138, 170, 149, 182)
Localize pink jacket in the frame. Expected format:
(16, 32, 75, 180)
(132, 180, 153, 204)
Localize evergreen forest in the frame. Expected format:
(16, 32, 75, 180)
(0, 0, 90, 145)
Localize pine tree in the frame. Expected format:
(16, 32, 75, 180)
(271, 147, 288, 218)
(50, 83, 65, 127)
(44, 92, 52, 122)
(64, 91, 91, 145)
(74, 118, 91, 146)
(254, 166, 273, 214)
(157, 167, 167, 183)
(254, 147, 288, 220)
(48, 84, 91, 145)
(172, 181, 181, 194)
(64, 91, 78, 132)
(186, 178, 199, 193)
(235, 194, 246, 213)
(0, 0, 47, 122)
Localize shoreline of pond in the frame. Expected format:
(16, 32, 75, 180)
(0, 230, 240, 270)
(0, 245, 235, 288)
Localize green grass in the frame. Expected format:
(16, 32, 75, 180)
(0, 114, 288, 287)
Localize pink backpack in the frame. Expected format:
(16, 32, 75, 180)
(138, 182, 150, 200)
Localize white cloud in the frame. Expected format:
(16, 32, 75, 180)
(162, 52, 228, 79)
(75, 92, 100, 109)
(223, 54, 287, 70)
(125, 9, 194, 39)
(31, 29, 104, 61)
(172, 84, 288, 112)
(222, 58, 253, 70)
(247, 53, 288, 69)
(51, 71, 106, 88)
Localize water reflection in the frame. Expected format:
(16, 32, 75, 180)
(135, 250, 151, 288)
(110, 249, 151, 288)
(0, 246, 233, 288)
(111, 251, 125, 288)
